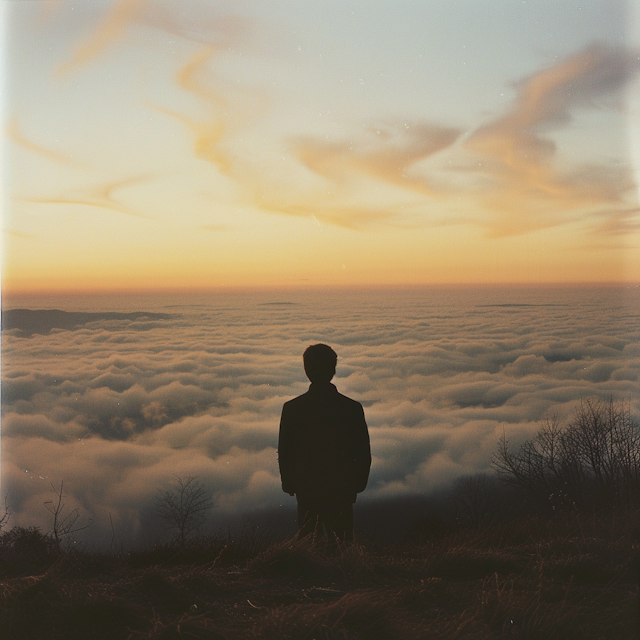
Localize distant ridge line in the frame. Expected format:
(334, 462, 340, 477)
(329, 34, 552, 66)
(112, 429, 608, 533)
(2, 308, 174, 337)
(477, 303, 560, 308)
(258, 302, 300, 306)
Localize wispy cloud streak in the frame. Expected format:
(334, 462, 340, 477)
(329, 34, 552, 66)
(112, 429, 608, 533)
(247, 123, 460, 228)
(56, 0, 147, 76)
(587, 207, 640, 237)
(465, 44, 640, 235)
(21, 176, 154, 219)
(7, 117, 78, 165)
(148, 48, 233, 175)
(292, 123, 460, 196)
(257, 201, 406, 230)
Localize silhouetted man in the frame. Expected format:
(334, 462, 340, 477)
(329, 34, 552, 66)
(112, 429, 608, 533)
(278, 344, 371, 542)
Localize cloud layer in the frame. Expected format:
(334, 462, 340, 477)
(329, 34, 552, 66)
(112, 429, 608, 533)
(2, 286, 638, 546)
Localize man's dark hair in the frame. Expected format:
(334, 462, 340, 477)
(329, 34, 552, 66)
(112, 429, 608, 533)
(303, 344, 337, 383)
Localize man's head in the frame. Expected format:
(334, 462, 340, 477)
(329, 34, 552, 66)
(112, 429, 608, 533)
(303, 344, 337, 383)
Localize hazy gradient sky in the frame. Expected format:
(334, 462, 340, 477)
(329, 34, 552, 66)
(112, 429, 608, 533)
(3, 0, 640, 292)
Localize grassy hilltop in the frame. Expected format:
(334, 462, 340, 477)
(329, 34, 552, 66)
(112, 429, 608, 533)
(0, 505, 638, 640)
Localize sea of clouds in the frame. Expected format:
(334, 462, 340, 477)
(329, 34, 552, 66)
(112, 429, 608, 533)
(2, 285, 639, 546)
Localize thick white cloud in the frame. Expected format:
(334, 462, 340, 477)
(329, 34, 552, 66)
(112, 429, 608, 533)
(2, 286, 638, 546)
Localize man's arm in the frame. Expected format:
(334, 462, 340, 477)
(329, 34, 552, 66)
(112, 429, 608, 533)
(277, 403, 296, 496)
(352, 403, 371, 494)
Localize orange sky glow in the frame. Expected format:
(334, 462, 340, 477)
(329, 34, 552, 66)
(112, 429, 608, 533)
(3, 0, 640, 294)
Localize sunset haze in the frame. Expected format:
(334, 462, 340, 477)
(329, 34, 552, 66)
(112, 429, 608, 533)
(3, 0, 640, 293)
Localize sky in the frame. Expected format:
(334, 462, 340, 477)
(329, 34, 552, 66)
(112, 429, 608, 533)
(2, 287, 638, 546)
(3, 0, 640, 293)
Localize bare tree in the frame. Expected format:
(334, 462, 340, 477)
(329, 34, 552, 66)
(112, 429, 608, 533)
(0, 493, 10, 532)
(44, 481, 93, 552)
(492, 398, 640, 510)
(155, 476, 215, 547)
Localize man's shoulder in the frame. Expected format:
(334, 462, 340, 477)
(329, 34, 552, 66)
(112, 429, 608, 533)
(283, 390, 310, 405)
(281, 392, 311, 413)
(334, 391, 363, 409)
(283, 387, 362, 410)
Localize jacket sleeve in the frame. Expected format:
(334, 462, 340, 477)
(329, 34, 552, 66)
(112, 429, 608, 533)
(277, 403, 296, 495)
(352, 403, 372, 494)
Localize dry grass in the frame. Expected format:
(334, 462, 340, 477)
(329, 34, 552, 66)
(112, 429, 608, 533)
(0, 509, 638, 639)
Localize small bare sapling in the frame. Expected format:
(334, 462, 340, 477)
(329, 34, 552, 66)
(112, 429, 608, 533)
(155, 475, 215, 546)
(0, 493, 10, 532)
(44, 481, 93, 552)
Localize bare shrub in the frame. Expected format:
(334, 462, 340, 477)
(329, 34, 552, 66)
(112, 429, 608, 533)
(453, 473, 503, 530)
(44, 481, 93, 552)
(155, 475, 215, 547)
(0, 526, 58, 576)
(492, 398, 640, 510)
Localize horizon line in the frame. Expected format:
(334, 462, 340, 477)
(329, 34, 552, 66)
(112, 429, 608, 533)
(3, 280, 639, 299)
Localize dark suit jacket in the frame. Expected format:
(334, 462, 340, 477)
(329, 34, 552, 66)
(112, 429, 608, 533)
(278, 382, 371, 507)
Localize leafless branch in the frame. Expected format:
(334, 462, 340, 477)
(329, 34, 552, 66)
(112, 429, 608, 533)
(44, 481, 93, 552)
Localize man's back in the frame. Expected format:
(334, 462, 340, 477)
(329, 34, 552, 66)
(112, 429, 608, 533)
(278, 382, 371, 508)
